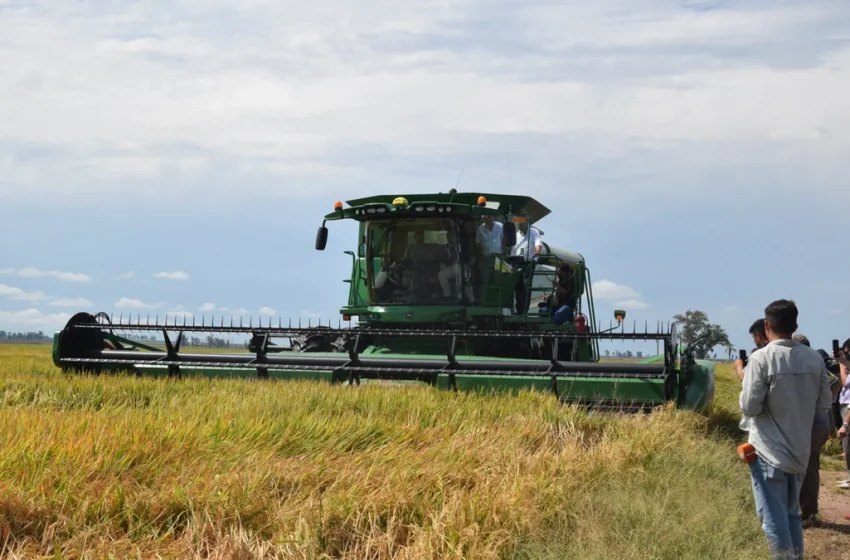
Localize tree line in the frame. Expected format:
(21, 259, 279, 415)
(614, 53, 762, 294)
(123, 334, 237, 348)
(0, 331, 51, 342)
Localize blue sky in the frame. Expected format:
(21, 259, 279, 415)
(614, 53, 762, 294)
(1, 0, 848, 356)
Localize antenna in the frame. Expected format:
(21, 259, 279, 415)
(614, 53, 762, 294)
(508, 144, 511, 194)
(455, 168, 464, 190)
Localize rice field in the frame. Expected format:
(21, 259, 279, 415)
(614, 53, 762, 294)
(0, 343, 841, 559)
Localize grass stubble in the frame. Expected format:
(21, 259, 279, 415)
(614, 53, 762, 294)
(0, 344, 828, 559)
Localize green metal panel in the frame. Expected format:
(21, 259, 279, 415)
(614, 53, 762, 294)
(679, 359, 715, 412)
(343, 257, 372, 309)
(50, 353, 668, 407)
(51, 333, 61, 367)
(442, 374, 668, 403)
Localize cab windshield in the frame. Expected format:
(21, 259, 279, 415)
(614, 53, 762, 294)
(366, 217, 474, 305)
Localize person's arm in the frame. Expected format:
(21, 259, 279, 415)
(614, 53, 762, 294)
(739, 354, 768, 416)
(551, 279, 567, 298)
(839, 407, 849, 439)
(533, 230, 543, 255)
(830, 372, 842, 398)
(735, 358, 746, 382)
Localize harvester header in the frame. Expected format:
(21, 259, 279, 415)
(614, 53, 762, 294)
(51, 189, 715, 413)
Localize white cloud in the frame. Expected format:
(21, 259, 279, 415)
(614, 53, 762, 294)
(0, 309, 72, 331)
(1, 283, 93, 308)
(153, 271, 190, 280)
(591, 279, 648, 310)
(0, 1, 847, 203)
(114, 297, 165, 309)
(0, 267, 91, 282)
(0, 283, 46, 302)
(613, 298, 649, 310)
(114, 271, 134, 280)
(258, 306, 277, 316)
(196, 304, 250, 316)
(300, 309, 323, 320)
(166, 311, 193, 319)
(48, 297, 93, 308)
(592, 279, 640, 301)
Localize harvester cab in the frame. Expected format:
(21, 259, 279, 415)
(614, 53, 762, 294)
(316, 193, 562, 322)
(51, 190, 715, 413)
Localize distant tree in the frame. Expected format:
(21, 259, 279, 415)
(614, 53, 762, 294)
(673, 309, 731, 360)
(604, 349, 610, 357)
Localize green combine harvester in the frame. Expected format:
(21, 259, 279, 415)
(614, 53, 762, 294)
(52, 190, 714, 412)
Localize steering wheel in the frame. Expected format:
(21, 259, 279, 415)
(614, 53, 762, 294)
(386, 263, 404, 285)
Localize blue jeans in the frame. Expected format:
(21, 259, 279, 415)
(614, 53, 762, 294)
(748, 454, 804, 560)
(552, 304, 573, 325)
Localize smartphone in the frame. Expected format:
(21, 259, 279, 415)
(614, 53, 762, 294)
(739, 349, 748, 366)
(834, 339, 840, 358)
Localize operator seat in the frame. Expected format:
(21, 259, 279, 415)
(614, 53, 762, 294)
(405, 242, 449, 299)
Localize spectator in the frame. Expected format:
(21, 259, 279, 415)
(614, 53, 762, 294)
(836, 345, 850, 520)
(476, 214, 503, 256)
(792, 334, 841, 524)
(836, 338, 850, 489)
(736, 319, 768, 382)
(738, 300, 832, 560)
(750, 318, 769, 350)
(550, 263, 576, 325)
(510, 221, 543, 314)
(475, 215, 504, 296)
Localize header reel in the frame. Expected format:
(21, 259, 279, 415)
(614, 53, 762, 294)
(51, 308, 712, 413)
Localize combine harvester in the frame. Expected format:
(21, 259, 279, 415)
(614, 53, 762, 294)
(52, 191, 714, 412)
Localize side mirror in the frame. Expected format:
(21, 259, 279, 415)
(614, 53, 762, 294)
(614, 310, 626, 322)
(503, 221, 516, 247)
(315, 225, 328, 250)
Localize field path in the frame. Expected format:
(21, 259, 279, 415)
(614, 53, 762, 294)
(804, 468, 850, 559)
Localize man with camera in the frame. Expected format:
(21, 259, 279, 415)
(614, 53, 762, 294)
(736, 319, 769, 382)
(737, 300, 833, 559)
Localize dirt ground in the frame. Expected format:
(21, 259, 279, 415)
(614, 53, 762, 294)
(803, 469, 850, 559)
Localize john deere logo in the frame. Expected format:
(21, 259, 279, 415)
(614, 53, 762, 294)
(406, 312, 413, 318)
